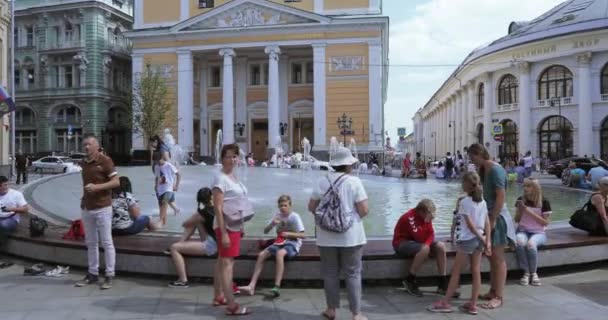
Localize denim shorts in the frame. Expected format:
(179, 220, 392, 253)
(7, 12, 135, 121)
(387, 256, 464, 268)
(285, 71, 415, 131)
(456, 238, 481, 254)
(492, 215, 509, 247)
(266, 243, 298, 258)
(112, 215, 150, 236)
(157, 192, 175, 205)
(393, 240, 442, 258)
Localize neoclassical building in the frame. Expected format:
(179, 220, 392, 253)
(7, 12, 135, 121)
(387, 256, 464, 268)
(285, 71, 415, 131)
(0, 0, 9, 176)
(128, 0, 389, 160)
(14, 0, 132, 160)
(414, 0, 608, 162)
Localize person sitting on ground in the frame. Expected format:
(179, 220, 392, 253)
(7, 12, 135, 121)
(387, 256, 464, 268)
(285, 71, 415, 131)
(167, 188, 218, 288)
(589, 177, 608, 236)
(393, 199, 448, 297)
(514, 178, 551, 286)
(415, 152, 427, 178)
(514, 160, 526, 184)
(562, 161, 575, 186)
(586, 163, 608, 191)
(111, 176, 161, 236)
(569, 163, 591, 190)
(240, 195, 305, 298)
(0, 175, 29, 267)
(435, 161, 446, 179)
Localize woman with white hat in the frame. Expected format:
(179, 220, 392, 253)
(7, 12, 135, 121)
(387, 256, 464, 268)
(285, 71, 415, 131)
(308, 146, 369, 320)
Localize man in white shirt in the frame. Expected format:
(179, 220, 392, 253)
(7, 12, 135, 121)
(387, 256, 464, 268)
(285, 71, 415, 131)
(523, 151, 534, 178)
(0, 175, 29, 266)
(435, 162, 446, 179)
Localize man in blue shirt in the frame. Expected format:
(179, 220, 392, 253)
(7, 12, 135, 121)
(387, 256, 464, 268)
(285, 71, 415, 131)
(586, 164, 608, 190)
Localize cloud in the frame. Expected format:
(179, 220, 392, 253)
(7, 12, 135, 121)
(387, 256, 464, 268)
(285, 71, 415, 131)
(385, 0, 564, 141)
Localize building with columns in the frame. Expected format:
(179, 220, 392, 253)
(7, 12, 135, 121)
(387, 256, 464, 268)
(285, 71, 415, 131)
(414, 0, 608, 162)
(128, 0, 389, 161)
(14, 0, 133, 161)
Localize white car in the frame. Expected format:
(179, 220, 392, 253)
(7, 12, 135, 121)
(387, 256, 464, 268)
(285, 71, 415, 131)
(32, 156, 81, 174)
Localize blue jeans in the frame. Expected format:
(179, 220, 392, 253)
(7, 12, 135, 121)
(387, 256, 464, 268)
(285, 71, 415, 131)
(112, 215, 150, 236)
(515, 231, 547, 273)
(266, 243, 298, 258)
(0, 218, 18, 243)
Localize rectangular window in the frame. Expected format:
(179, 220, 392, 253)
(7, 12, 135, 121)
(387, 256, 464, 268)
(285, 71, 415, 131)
(27, 69, 35, 85)
(210, 66, 221, 87)
(65, 66, 73, 88)
(291, 63, 303, 84)
(306, 62, 314, 84)
(14, 70, 20, 87)
(14, 27, 18, 47)
(250, 64, 261, 86)
(26, 26, 34, 46)
(199, 0, 215, 8)
(263, 63, 269, 85)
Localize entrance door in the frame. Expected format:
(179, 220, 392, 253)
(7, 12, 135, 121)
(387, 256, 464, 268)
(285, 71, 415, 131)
(292, 118, 314, 153)
(251, 120, 268, 162)
(211, 120, 222, 162)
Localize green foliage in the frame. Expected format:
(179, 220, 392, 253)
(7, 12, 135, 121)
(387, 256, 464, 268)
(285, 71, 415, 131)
(130, 64, 171, 143)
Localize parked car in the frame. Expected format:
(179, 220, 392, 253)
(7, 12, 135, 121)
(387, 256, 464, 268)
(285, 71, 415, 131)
(32, 156, 81, 174)
(69, 153, 87, 164)
(546, 157, 607, 178)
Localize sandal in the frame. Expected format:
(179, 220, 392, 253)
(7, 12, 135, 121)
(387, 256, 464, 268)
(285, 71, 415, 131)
(212, 296, 227, 306)
(480, 297, 503, 309)
(225, 304, 251, 316)
(478, 291, 496, 301)
(459, 302, 479, 315)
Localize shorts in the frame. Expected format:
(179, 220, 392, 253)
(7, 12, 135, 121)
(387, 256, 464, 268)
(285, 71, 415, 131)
(456, 238, 481, 254)
(492, 215, 509, 247)
(215, 228, 242, 258)
(157, 192, 175, 205)
(203, 236, 218, 256)
(266, 243, 298, 258)
(112, 215, 150, 236)
(394, 240, 442, 258)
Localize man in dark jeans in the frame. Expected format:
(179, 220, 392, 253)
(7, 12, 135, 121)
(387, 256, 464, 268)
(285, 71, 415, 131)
(444, 152, 454, 179)
(15, 151, 28, 185)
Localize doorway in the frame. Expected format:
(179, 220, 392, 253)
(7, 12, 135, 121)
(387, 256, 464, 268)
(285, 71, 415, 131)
(292, 118, 314, 153)
(251, 119, 268, 162)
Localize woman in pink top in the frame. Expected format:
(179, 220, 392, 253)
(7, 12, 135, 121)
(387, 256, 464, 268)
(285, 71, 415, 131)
(514, 178, 551, 287)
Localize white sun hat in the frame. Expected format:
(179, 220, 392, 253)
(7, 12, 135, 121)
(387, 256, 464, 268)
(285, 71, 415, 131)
(330, 147, 359, 167)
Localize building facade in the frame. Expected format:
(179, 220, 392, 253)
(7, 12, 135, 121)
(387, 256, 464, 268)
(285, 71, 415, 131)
(128, 0, 388, 161)
(0, 0, 9, 176)
(14, 0, 133, 160)
(414, 0, 608, 162)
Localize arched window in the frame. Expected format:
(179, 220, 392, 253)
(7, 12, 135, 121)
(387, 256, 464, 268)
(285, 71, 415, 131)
(538, 116, 573, 161)
(477, 83, 484, 110)
(498, 74, 518, 105)
(15, 107, 37, 154)
(538, 65, 573, 100)
(15, 107, 35, 126)
(476, 123, 484, 144)
(498, 119, 518, 162)
(55, 105, 81, 123)
(601, 64, 608, 95)
(601, 117, 608, 161)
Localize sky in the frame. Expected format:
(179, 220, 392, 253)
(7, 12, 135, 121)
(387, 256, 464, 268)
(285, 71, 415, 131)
(383, 0, 565, 142)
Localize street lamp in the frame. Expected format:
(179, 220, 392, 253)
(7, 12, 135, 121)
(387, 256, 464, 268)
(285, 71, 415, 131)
(448, 121, 456, 155)
(279, 122, 288, 136)
(431, 131, 437, 161)
(549, 97, 563, 159)
(234, 122, 245, 137)
(336, 113, 354, 145)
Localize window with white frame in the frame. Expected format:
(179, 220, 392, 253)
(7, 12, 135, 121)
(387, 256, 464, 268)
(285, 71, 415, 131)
(209, 66, 221, 88)
(250, 64, 261, 86)
(27, 67, 35, 86)
(16, 108, 35, 126)
(14, 69, 20, 87)
(55, 106, 81, 124)
(56, 129, 82, 153)
(306, 62, 314, 84)
(16, 131, 37, 154)
(263, 63, 269, 85)
(290, 61, 313, 84)
(199, 0, 215, 8)
(26, 26, 34, 46)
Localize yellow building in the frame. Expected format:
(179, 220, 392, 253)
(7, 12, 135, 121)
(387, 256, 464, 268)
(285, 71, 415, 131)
(129, 0, 388, 160)
(0, 0, 10, 176)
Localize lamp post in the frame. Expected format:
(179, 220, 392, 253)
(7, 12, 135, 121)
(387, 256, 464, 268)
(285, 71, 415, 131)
(234, 123, 245, 137)
(336, 113, 353, 145)
(448, 120, 456, 155)
(431, 131, 437, 161)
(549, 97, 563, 159)
(279, 122, 288, 136)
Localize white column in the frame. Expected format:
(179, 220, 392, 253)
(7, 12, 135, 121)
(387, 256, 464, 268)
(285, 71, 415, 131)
(265, 46, 281, 148)
(314, 0, 324, 14)
(457, 91, 464, 152)
(131, 53, 144, 150)
(462, 87, 469, 148)
(369, 40, 383, 146)
(577, 52, 593, 156)
(134, 0, 143, 29)
(235, 57, 248, 152)
(199, 58, 208, 156)
(180, 0, 190, 21)
(279, 54, 289, 144)
(312, 43, 326, 146)
(177, 50, 194, 151)
(219, 48, 236, 144)
(467, 80, 476, 146)
(482, 73, 494, 155)
(518, 62, 531, 155)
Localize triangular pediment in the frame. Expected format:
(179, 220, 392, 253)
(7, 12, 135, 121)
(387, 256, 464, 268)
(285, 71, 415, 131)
(172, 0, 330, 32)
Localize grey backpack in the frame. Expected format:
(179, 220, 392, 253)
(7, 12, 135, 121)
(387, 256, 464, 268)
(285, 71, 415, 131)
(314, 174, 353, 233)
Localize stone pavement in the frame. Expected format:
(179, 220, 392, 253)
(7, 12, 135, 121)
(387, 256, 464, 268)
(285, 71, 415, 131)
(0, 256, 606, 320)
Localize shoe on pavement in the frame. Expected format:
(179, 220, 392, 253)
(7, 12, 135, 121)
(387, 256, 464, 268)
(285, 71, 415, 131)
(530, 273, 542, 286)
(403, 279, 423, 297)
(75, 273, 99, 287)
(520, 273, 530, 286)
(100, 276, 113, 290)
(427, 300, 453, 313)
(168, 280, 189, 288)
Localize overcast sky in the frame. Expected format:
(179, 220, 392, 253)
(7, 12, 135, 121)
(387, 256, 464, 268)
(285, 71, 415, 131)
(383, 0, 565, 142)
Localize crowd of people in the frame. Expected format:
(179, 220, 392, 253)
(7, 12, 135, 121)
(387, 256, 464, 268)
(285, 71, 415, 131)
(2, 133, 608, 318)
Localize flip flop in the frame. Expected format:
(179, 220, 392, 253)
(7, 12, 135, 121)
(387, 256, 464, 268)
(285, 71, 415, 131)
(212, 297, 227, 306)
(225, 304, 251, 316)
(480, 297, 503, 309)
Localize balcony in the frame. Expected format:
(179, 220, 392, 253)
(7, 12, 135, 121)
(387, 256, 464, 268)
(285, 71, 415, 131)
(107, 36, 132, 55)
(537, 97, 574, 107)
(40, 39, 84, 52)
(497, 103, 518, 112)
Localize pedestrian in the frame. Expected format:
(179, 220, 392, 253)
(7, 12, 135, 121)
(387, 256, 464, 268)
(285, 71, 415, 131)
(586, 163, 608, 191)
(467, 143, 516, 309)
(76, 134, 120, 290)
(308, 146, 369, 320)
(523, 151, 534, 178)
(154, 157, 181, 226)
(445, 152, 454, 179)
(401, 152, 412, 178)
(149, 135, 170, 169)
(15, 150, 28, 184)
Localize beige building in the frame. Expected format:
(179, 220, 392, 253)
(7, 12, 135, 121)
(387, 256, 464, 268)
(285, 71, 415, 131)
(128, 0, 389, 160)
(0, 0, 10, 176)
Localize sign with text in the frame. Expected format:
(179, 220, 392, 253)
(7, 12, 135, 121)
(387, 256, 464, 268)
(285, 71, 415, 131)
(492, 124, 503, 136)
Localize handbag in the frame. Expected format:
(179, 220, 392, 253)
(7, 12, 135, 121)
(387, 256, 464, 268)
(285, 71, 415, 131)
(223, 196, 254, 226)
(29, 216, 48, 238)
(62, 219, 86, 241)
(569, 196, 606, 236)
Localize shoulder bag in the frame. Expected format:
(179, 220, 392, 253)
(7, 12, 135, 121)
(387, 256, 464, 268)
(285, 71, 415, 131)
(569, 194, 606, 236)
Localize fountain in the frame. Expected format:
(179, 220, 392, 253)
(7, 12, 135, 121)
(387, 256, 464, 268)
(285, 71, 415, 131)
(163, 128, 188, 167)
(329, 136, 339, 163)
(215, 129, 223, 168)
(300, 137, 311, 170)
(273, 136, 284, 168)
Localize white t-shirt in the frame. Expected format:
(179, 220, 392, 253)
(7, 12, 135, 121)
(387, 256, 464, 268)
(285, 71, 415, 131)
(212, 171, 248, 231)
(155, 162, 178, 195)
(455, 196, 488, 241)
(311, 173, 368, 247)
(0, 189, 28, 223)
(524, 156, 534, 168)
(435, 166, 445, 179)
(268, 211, 305, 252)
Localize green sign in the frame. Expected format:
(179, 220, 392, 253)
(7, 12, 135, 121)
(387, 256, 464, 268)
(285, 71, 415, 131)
(397, 127, 406, 136)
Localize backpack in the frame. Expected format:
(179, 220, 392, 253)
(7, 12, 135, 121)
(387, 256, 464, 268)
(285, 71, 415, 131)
(446, 157, 454, 170)
(314, 174, 353, 233)
(29, 216, 48, 238)
(62, 219, 85, 241)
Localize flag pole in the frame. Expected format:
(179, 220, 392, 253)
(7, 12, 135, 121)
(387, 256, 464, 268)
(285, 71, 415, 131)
(10, 0, 15, 179)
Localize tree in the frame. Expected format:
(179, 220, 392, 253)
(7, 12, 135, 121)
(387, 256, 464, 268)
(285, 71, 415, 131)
(130, 64, 172, 146)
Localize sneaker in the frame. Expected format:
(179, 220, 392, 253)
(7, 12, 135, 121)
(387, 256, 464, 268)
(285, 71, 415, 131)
(530, 273, 542, 286)
(100, 277, 113, 290)
(427, 300, 453, 313)
(232, 283, 241, 295)
(162, 248, 171, 255)
(459, 302, 478, 315)
(169, 280, 189, 288)
(270, 286, 280, 298)
(59, 266, 70, 274)
(520, 273, 530, 286)
(403, 279, 423, 297)
(44, 266, 63, 277)
(75, 273, 99, 287)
